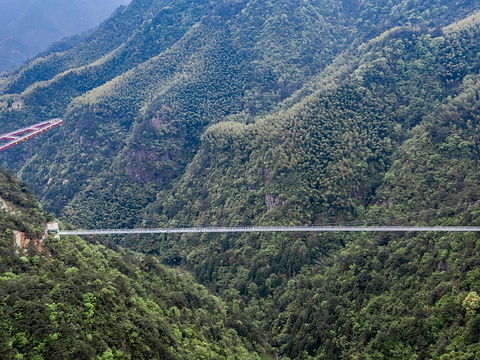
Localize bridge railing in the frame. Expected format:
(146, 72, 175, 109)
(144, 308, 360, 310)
(58, 225, 480, 236)
(0, 118, 63, 152)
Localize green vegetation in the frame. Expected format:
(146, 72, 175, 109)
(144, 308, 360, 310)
(8, 0, 479, 228)
(0, 167, 262, 359)
(2, 0, 480, 358)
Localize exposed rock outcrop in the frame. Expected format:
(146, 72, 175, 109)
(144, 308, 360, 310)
(13, 230, 45, 254)
(265, 194, 284, 211)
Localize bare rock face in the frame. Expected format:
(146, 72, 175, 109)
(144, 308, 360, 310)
(438, 260, 449, 272)
(264, 168, 272, 184)
(264, 168, 284, 210)
(265, 194, 284, 211)
(13, 230, 45, 254)
(0, 196, 17, 215)
(0, 196, 9, 212)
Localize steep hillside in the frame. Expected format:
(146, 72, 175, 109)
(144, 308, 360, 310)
(1, 1, 480, 359)
(0, 167, 263, 359)
(1, 0, 353, 226)
(125, 14, 480, 359)
(1, 0, 478, 229)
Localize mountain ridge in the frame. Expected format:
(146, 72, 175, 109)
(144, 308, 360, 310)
(0, 0, 130, 72)
(2, 0, 480, 358)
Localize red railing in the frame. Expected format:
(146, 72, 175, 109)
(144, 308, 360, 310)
(0, 118, 63, 152)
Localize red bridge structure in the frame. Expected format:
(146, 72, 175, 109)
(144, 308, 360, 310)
(0, 118, 63, 152)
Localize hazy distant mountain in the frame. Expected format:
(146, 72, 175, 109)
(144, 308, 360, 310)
(0, 0, 130, 72)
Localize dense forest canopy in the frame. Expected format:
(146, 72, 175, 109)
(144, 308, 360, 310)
(1, 0, 480, 358)
(0, 167, 262, 359)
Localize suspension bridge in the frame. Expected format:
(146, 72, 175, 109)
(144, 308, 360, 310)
(0, 118, 63, 152)
(2, 120, 479, 236)
(57, 225, 480, 236)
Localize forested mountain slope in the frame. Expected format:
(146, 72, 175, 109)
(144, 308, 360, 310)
(0, 167, 262, 359)
(0, 0, 478, 228)
(119, 17, 480, 359)
(2, 1, 480, 359)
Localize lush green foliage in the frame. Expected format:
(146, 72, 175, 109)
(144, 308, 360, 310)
(132, 15, 480, 360)
(2, 1, 480, 359)
(5, 0, 479, 228)
(0, 168, 262, 359)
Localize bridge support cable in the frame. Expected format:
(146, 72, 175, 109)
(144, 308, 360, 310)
(58, 226, 480, 236)
(0, 118, 63, 152)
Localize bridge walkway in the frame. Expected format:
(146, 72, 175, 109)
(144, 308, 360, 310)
(58, 226, 480, 236)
